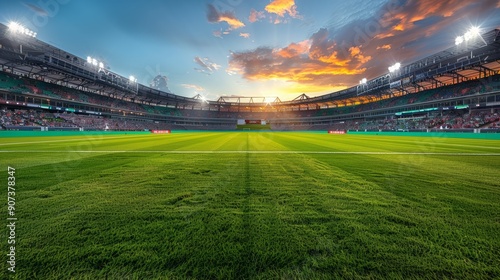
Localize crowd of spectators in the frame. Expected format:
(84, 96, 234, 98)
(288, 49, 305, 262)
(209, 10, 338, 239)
(320, 109, 499, 132)
(1, 106, 498, 132)
(0, 107, 174, 131)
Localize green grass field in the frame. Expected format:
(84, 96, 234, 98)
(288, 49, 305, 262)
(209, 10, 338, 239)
(1, 131, 499, 279)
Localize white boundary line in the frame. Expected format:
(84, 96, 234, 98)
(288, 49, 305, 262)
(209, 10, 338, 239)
(0, 150, 499, 156)
(0, 135, 149, 146)
(349, 136, 500, 150)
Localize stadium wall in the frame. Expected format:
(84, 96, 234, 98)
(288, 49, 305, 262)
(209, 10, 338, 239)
(0, 131, 151, 137)
(1, 130, 499, 140)
(347, 131, 500, 139)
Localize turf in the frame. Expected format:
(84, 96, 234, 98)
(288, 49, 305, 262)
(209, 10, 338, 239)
(1, 131, 499, 279)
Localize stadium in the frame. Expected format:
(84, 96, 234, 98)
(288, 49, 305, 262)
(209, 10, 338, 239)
(1, 1, 500, 279)
(1, 23, 500, 133)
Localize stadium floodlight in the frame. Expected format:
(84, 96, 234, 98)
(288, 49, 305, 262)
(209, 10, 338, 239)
(464, 30, 473, 42)
(388, 63, 401, 73)
(8, 22, 21, 32)
(455, 26, 486, 46)
(129, 75, 137, 83)
(87, 56, 104, 68)
(359, 78, 367, 85)
(87, 56, 105, 69)
(469, 26, 480, 36)
(8, 21, 37, 38)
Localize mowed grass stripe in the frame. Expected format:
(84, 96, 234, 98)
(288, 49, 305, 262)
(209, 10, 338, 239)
(1, 132, 499, 279)
(2, 132, 499, 153)
(273, 133, 500, 153)
(0, 133, 212, 151)
(352, 135, 500, 152)
(0, 134, 149, 146)
(19, 153, 261, 278)
(2, 150, 500, 156)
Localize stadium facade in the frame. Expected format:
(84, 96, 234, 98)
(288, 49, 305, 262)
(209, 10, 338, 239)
(1, 23, 499, 132)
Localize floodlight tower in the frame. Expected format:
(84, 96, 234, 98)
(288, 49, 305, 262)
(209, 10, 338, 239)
(357, 78, 368, 95)
(128, 75, 138, 93)
(7, 21, 37, 54)
(387, 62, 402, 90)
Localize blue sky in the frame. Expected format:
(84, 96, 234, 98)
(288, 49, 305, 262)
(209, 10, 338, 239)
(1, 0, 499, 100)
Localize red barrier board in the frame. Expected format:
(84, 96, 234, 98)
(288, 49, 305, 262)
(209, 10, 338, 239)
(328, 130, 346, 134)
(151, 130, 171, 134)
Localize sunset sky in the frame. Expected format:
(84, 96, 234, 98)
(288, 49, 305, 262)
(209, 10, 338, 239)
(1, 0, 499, 100)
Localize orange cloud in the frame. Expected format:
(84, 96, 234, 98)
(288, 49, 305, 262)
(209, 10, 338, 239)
(207, 4, 245, 30)
(265, 0, 299, 18)
(377, 0, 477, 37)
(239, 32, 250, 39)
(332, 0, 500, 80)
(349, 46, 372, 64)
(374, 33, 395, 39)
(228, 32, 370, 91)
(228, 0, 500, 96)
(276, 40, 310, 58)
(220, 15, 245, 29)
(312, 51, 350, 67)
(393, 24, 405, 31)
(376, 44, 391, 50)
(181, 84, 205, 92)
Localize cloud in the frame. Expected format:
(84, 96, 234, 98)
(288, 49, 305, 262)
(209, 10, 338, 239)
(207, 4, 245, 30)
(376, 44, 392, 50)
(228, 31, 368, 91)
(23, 3, 49, 16)
(212, 30, 231, 38)
(265, 0, 300, 18)
(194, 56, 221, 75)
(213, 30, 223, 38)
(181, 84, 206, 92)
(239, 32, 251, 39)
(249, 9, 266, 23)
(228, 0, 500, 94)
(248, 0, 301, 27)
(276, 40, 310, 58)
(349, 46, 372, 64)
